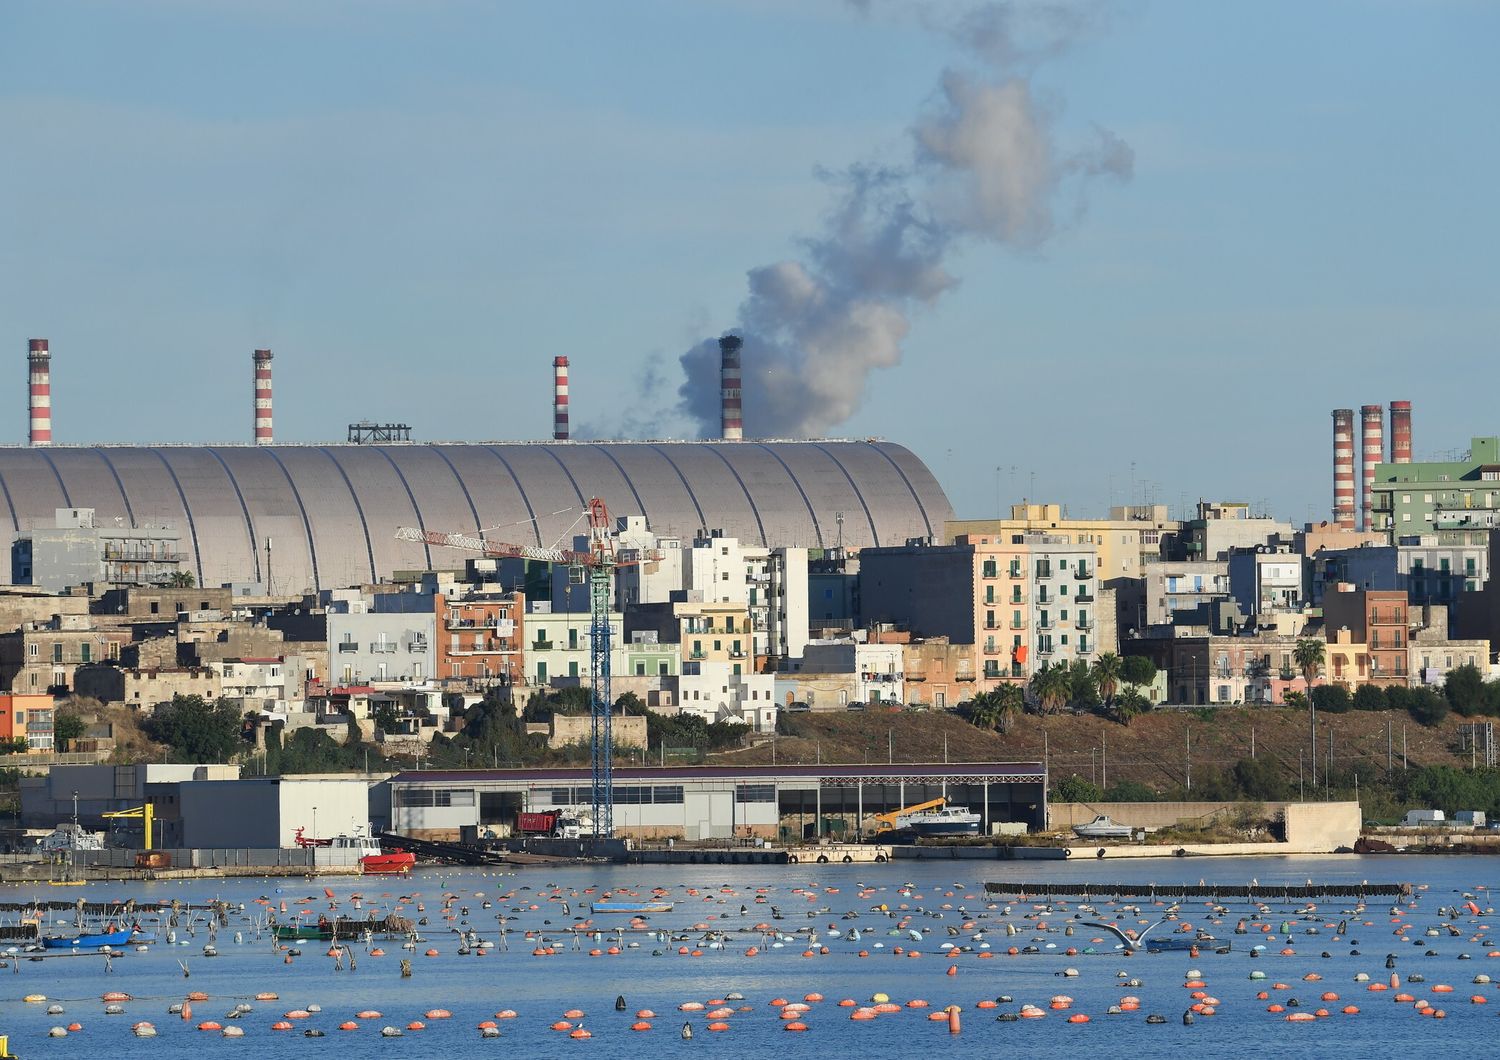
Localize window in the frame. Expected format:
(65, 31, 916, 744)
(81, 643, 91, 663)
(52, 643, 62, 664)
(27, 643, 37, 658)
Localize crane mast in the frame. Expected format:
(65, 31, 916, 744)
(395, 497, 624, 838)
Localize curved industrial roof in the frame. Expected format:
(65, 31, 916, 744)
(0, 441, 953, 592)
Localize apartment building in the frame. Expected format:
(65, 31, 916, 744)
(1324, 585, 1410, 687)
(675, 597, 775, 731)
(1370, 438, 1500, 534)
(1026, 533, 1099, 671)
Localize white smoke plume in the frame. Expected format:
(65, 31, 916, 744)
(677, 1, 1132, 439)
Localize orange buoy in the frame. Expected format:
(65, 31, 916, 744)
(1285, 1012, 1315, 1022)
(66, 1023, 82, 1032)
(551, 1021, 573, 1031)
(851, 1010, 877, 1021)
(272, 1022, 294, 1031)
(907, 1000, 929, 1009)
(339, 1021, 359, 1031)
(496, 1010, 518, 1019)
(1067, 1014, 1090, 1023)
(570, 1028, 592, 1038)
(1432, 985, 1454, 994)
(631, 1022, 652, 1031)
(102, 992, 131, 1003)
(927, 1012, 947, 1022)
(187, 992, 209, 1002)
(784, 1021, 809, 1032)
(1267, 1004, 1284, 1013)
(357, 1010, 381, 1020)
(255, 993, 279, 1002)
(425, 949, 440, 957)
(563, 1009, 584, 1020)
(198, 1022, 222, 1032)
(407, 1021, 426, 1031)
(948, 1007, 961, 1034)
(805, 993, 824, 1003)
(1342, 1005, 1360, 1015)
(708, 1022, 730, 1032)
(477, 1021, 497, 1030)
(976, 1000, 998, 1009)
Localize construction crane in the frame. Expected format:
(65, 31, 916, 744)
(102, 803, 155, 848)
(395, 497, 630, 838)
(870, 797, 947, 834)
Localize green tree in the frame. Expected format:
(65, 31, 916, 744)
(1120, 655, 1157, 689)
(165, 570, 196, 588)
(1311, 684, 1351, 713)
(1352, 683, 1388, 712)
(1231, 756, 1288, 800)
(1294, 639, 1325, 699)
(372, 702, 401, 735)
(145, 694, 244, 763)
(1407, 686, 1449, 726)
(53, 710, 88, 752)
(1103, 779, 1158, 802)
(1067, 660, 1101, 711)
(1092, 653, 1123, 703)
(1111, 687, 1150, 726)
(1029, 665, 1071, 715)
(1054, 774, 1103, 803)
(1383, 685, 1412, 715)
(1445, 663, 1488, 717)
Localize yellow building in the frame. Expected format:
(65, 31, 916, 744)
(948, 503, 1178, 584)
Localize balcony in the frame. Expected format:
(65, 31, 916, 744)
(982, 666, 1002, 680)
(1035, 564, 1053, 579)
(1009, 593, 1027, 604)
(981, 565, 999, 580)
(531, 641, 555, 652)
(369, 642, 397, 654)
(1075, 567, 1091, 580)
(1010, 620, 1025, 629)
(1008, 566, 1023, 579)
(983, 621, 999, 630)
(409, 640, 428, 653)
(982, 644, 1001, 656)
(337, 642, 359, 654)
(1075, 591, 1094, 603)
(1037, 619, 1053, 630)
(728, 650, 746, 659)
(1037, 643, 1054, 655)
(689, 651, 706, 660)
(1077, 618, 1093, 630)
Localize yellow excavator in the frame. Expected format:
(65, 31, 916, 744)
(871, 797, 947, 835)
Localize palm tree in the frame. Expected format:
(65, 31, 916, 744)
(1294, 638, 1325, 786)
(1092, 653, 1123, 704)
(993, 683, 1024, 734)
(1030, 665, 1071, 715)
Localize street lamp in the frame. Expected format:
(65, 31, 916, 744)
(312, 805, 318, 869)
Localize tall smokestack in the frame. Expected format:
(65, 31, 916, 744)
(1360, 404, 1383, 532)
(1390, 400, 1412, 464)
(719, 335, 742, 441)
(27, 339, 51, 447)
(1332, 408, 1355, 530)
(253, 349, 273, 445)
(552, 356, 569, 441)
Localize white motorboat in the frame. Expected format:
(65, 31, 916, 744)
(904, 806, 982, 836)
(1071, 814, 1134, 839)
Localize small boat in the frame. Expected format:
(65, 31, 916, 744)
(35, 822, 106, 853)
(903, 806, 982, 836)
(272, 921, 337, 942)
(44, 928, 132, 949)
(298, 827, 415, 874)
(590, 901, 674, 914)
(1071, 815, 1134, 839)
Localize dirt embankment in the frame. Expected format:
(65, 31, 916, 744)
(713, 707, 1474, 791)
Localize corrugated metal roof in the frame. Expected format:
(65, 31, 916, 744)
(0, 441, 953, 591)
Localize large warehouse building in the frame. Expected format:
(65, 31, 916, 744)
(0, 441, 954, 592)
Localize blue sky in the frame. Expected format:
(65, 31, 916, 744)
(1, 0, 1496, 525)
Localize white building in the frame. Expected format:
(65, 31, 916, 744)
(782, 637, 905, 707)
(220, 656, 299, 714)
(523, 603, 626, 688)
(1027, 533, 1100, 668)
(326, 591, 436, 685)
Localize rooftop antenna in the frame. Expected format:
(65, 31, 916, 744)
(265, 537, 274, 596)
(836, 512, 845, 552)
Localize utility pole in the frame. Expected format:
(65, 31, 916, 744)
(1403, 724, 1408, 770)
(1101, 731, 1107, 791)
(1299, 750, 1304, 800)
(1310, 694, 1317, 789)
(1186, 726, 1192, 793)
(1251, 725, 1255, 759)
(1387, 716, 1393, 771)
(888, 728, 893, 765)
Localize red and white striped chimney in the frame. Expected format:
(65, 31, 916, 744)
(1390, 400, 1412, 464)
(27, 339, 51, 446)
(553, 356, 569, 441)
(1332, 408, 1355, 529)
(719, 335, 742, 441)
(253, 349, 273, 445)
(1360, 404, 1383, 532)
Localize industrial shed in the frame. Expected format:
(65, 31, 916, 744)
(0, 440, 953, 592)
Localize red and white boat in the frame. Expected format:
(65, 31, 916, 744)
(295, 826, 415, 874)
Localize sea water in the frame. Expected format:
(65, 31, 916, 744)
(1, 855, 1495, 1058)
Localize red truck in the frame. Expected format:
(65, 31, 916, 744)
(517, 811, 559, 835)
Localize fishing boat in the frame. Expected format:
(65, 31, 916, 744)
(903, 806, 982, 836)
(1071, 815, 1135, 839)
(295, 826, 416, 874)
(44, 928, 133, 949)
(271, 920, 338, 942)
(34, 822, 105, 853)
(590, 901, 675, 914)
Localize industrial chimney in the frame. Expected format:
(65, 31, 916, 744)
(27, 339, 51, 447)
(553, 356, 569, 441)
(719, 335, 742, 441)
(1332, 408, 1355, 529)
(253, 349, 273, 445)
(1390, 400, 1412, 464)
(1360, 404, 1384, 532)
